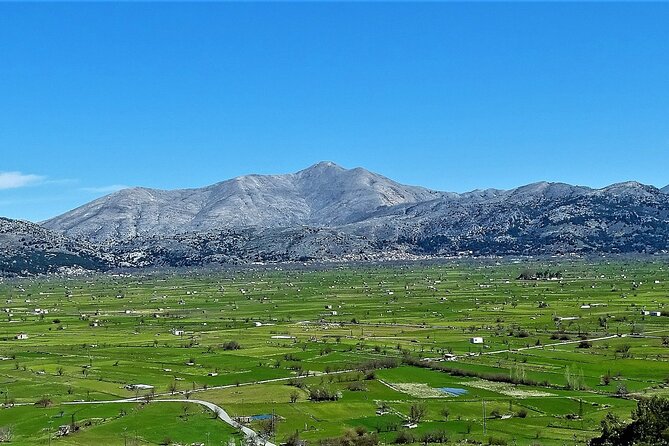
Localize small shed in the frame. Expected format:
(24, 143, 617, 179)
(125, 384, 154, 391)
(470, 337, 484, 344)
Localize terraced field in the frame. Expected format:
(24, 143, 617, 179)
(0, 258, 668, 445)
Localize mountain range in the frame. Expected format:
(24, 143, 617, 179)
(2, 162, 669, 276)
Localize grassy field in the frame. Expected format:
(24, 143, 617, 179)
(0, 258, 668, 445)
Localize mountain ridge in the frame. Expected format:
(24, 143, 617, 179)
(42, 162, 441, 242)
(3, 162, 668, 275)
(46, 162, 668, 241)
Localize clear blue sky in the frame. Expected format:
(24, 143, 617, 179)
(1, 2, 668, 222)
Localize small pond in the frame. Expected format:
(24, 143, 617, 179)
(439, 387, 468, 396)
(251, 414, 273, 420)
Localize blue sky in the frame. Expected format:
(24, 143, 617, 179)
(1, 2, 668, 222)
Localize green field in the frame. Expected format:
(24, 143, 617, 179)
(0, 258, 668, 445)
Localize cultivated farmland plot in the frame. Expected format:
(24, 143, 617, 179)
(0, 258, 667, 445)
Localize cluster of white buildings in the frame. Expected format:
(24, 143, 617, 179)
(641, 310, 663, 317)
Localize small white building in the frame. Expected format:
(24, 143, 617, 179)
(470, 337, 484, 344)
(15, 333, 28, 340)
(641, 310, 651, 316)
(171, 328, 185, 336)
(125, 384, 154, 391)
(651, 311, 662, 317)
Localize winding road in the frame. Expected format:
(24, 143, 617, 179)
(57, 369, 355, 445)
(64, 397, 276, 446)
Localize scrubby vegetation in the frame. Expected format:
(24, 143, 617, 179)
(590, 397, 669, 446)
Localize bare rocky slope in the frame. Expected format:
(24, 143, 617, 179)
(43, 162, 440, 242)
(3, 162, 669, 275)
(0, 218, 112, 276)
(349, 181, 669, 255)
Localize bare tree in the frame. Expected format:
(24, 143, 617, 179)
(409, 402, 427, 424)
(258, 417, 275, 439)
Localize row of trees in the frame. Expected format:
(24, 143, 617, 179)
(517, 270, 562, 280)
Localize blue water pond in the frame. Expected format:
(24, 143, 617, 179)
(251, 414, 273, 420)
(439, 387, 468, 396)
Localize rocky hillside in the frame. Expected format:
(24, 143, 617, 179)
(349, 181, 669, 255)
(109, 226, 409, 268)
(0, 218, 113, 276)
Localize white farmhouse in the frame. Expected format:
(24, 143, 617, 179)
(125, 384, 154, 391)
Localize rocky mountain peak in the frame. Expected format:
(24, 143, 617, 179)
(42, 162, 437, 242)
(299, 160, 346, 173)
